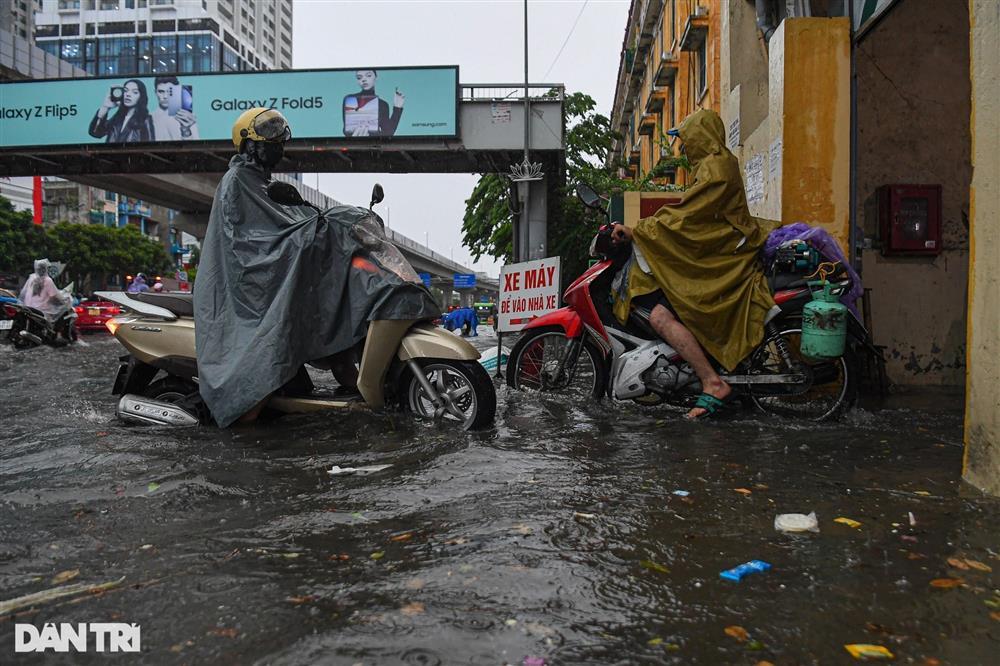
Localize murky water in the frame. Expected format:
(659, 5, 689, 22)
(1, 334, 998, 664)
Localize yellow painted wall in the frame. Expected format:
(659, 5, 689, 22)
(721, 17, 851, 250)
(778, 18, 852, 249)
(964, 0, 1000, 495)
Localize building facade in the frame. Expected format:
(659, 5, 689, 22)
(609, 0, 722, 186)
(1, 0, 43, 42)
(24, 0, 294, 269)
(33, 0, 292, 76)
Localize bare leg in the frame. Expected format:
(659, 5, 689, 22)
(330, 350, 358, 389)
(648, 304, 731, 419)
(328, 349, 359, 390)
(236, 394, 271, 424)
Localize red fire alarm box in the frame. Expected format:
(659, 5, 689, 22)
(877, 184, 942, 256)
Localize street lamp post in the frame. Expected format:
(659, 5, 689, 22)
(508, 0, 544, 264)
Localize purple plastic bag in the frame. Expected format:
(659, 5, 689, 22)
(763, 222, 863, 315)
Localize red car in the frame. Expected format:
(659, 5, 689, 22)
(74, 298, 121, 332)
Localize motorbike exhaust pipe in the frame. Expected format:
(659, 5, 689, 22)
(18, 329, 43, 346)
(116, 394, 200, 427)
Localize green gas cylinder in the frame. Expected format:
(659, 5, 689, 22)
(800, 280, 847, 360)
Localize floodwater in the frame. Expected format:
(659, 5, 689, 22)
(1, 332, 998, 665)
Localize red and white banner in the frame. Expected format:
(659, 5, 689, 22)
(497, 256, 561, 333)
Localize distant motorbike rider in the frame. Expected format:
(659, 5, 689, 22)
(610, 109, 778, 420)
(127, 273, 150, 293)
(19, 258, 66, 321)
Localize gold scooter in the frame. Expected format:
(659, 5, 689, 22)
(97, 189, 496, 431)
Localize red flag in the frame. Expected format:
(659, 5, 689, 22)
(32, 176, 43, 225)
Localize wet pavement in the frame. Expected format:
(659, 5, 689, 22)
(1, 332, 998, 665)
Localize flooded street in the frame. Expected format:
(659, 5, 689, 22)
(1, 333, 998, 665)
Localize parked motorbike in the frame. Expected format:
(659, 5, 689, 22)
(98, 183, 496, 431)
(506, 183, 871, 420)
(1, 290, 78, 348)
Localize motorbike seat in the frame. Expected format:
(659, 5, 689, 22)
(768, 272, 808, 292)
(130, 292, 194, 317)
(626, 306, 660, 340)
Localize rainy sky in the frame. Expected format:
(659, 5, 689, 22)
(293, 0, 630, 275)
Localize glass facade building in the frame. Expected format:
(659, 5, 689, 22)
(37, 31, 248, 76)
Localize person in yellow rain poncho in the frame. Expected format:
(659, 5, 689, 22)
(611, 108, 779, 420)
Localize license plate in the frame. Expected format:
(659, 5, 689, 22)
(0, 319, 12, 330)
(88, 308, 100, 316)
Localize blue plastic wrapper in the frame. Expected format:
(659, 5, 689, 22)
(720, 560, 772, 581)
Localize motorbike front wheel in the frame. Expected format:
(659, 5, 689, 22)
(506, 328, 609, 400)
(404, 359, 496, 430)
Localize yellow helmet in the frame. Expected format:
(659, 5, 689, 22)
(231, 107, 292, 152)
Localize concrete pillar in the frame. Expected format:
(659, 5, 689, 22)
(769, 18, 852, 249)
(516, 179, 548, 262)
(170, 211, 209, 240)
(963, 0, 1000, 495)
(722, 17, 851, 251)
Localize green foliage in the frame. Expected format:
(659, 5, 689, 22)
(0, 198, 49, 274)
(461, 90, 687, 281)
(0, 195, 170, 290)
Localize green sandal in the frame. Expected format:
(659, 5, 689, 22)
(687, 393, 727, 420)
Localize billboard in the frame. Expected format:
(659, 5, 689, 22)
(0, 66, 458, 149)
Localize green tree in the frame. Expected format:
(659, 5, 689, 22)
(46, 222, 170, 290)
(0, 194, 170, 291)
(461, 91, 686, 281)
(0, 198, 49, 274)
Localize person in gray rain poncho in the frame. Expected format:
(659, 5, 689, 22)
(20, 259, 68, 321)
(194, 108, 440, 427)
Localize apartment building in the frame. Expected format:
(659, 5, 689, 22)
(25, 0, 294, 266)
(33, 0, 292, 75)
(1, 0, 43, 41)
(609, 0, 721, 185)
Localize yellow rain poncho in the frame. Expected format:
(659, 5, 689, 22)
(613, 109, 779, 371)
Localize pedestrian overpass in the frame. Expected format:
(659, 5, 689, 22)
(0, 30, 565, 296)
(0, 83, 561, 301)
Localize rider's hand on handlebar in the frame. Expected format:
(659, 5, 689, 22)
(611, 223, 633, 244)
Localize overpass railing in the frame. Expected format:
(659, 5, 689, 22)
(461, 84, 565, 102)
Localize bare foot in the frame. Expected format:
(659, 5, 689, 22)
(685, 379, 732, 420)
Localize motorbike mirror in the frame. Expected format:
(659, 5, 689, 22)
(266, 181, 306, 207)
(576, 183, 602, 210)
(370, 183, 384, 208)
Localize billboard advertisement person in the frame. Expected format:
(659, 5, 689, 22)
(88, 79, 154, 143)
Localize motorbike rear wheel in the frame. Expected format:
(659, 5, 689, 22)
(142, 377, 199, 404)
(507, 328, 609, 400)
(404, 359, 496, 430)
(747, 325, 857, 421)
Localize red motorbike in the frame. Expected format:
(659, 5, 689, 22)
(505, 184, 870, 420)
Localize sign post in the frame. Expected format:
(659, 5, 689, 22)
(496, 256, 561, 379)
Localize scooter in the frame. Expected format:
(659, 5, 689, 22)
(98, 183, 496, 431)
(505, 183, 873, 421)
(1, 290, 78, 348)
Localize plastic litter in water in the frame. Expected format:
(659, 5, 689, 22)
(774, 512, 819, 533)
(327, 464, 392, 476)
(834, 516, 862, 528)
(720, 560, 771, 582)
(478, 346, 511, 371)
(672, 490, 691, 497)
(844, 644, 894, 660)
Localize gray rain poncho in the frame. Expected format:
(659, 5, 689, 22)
(194, 155, 440, 427)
